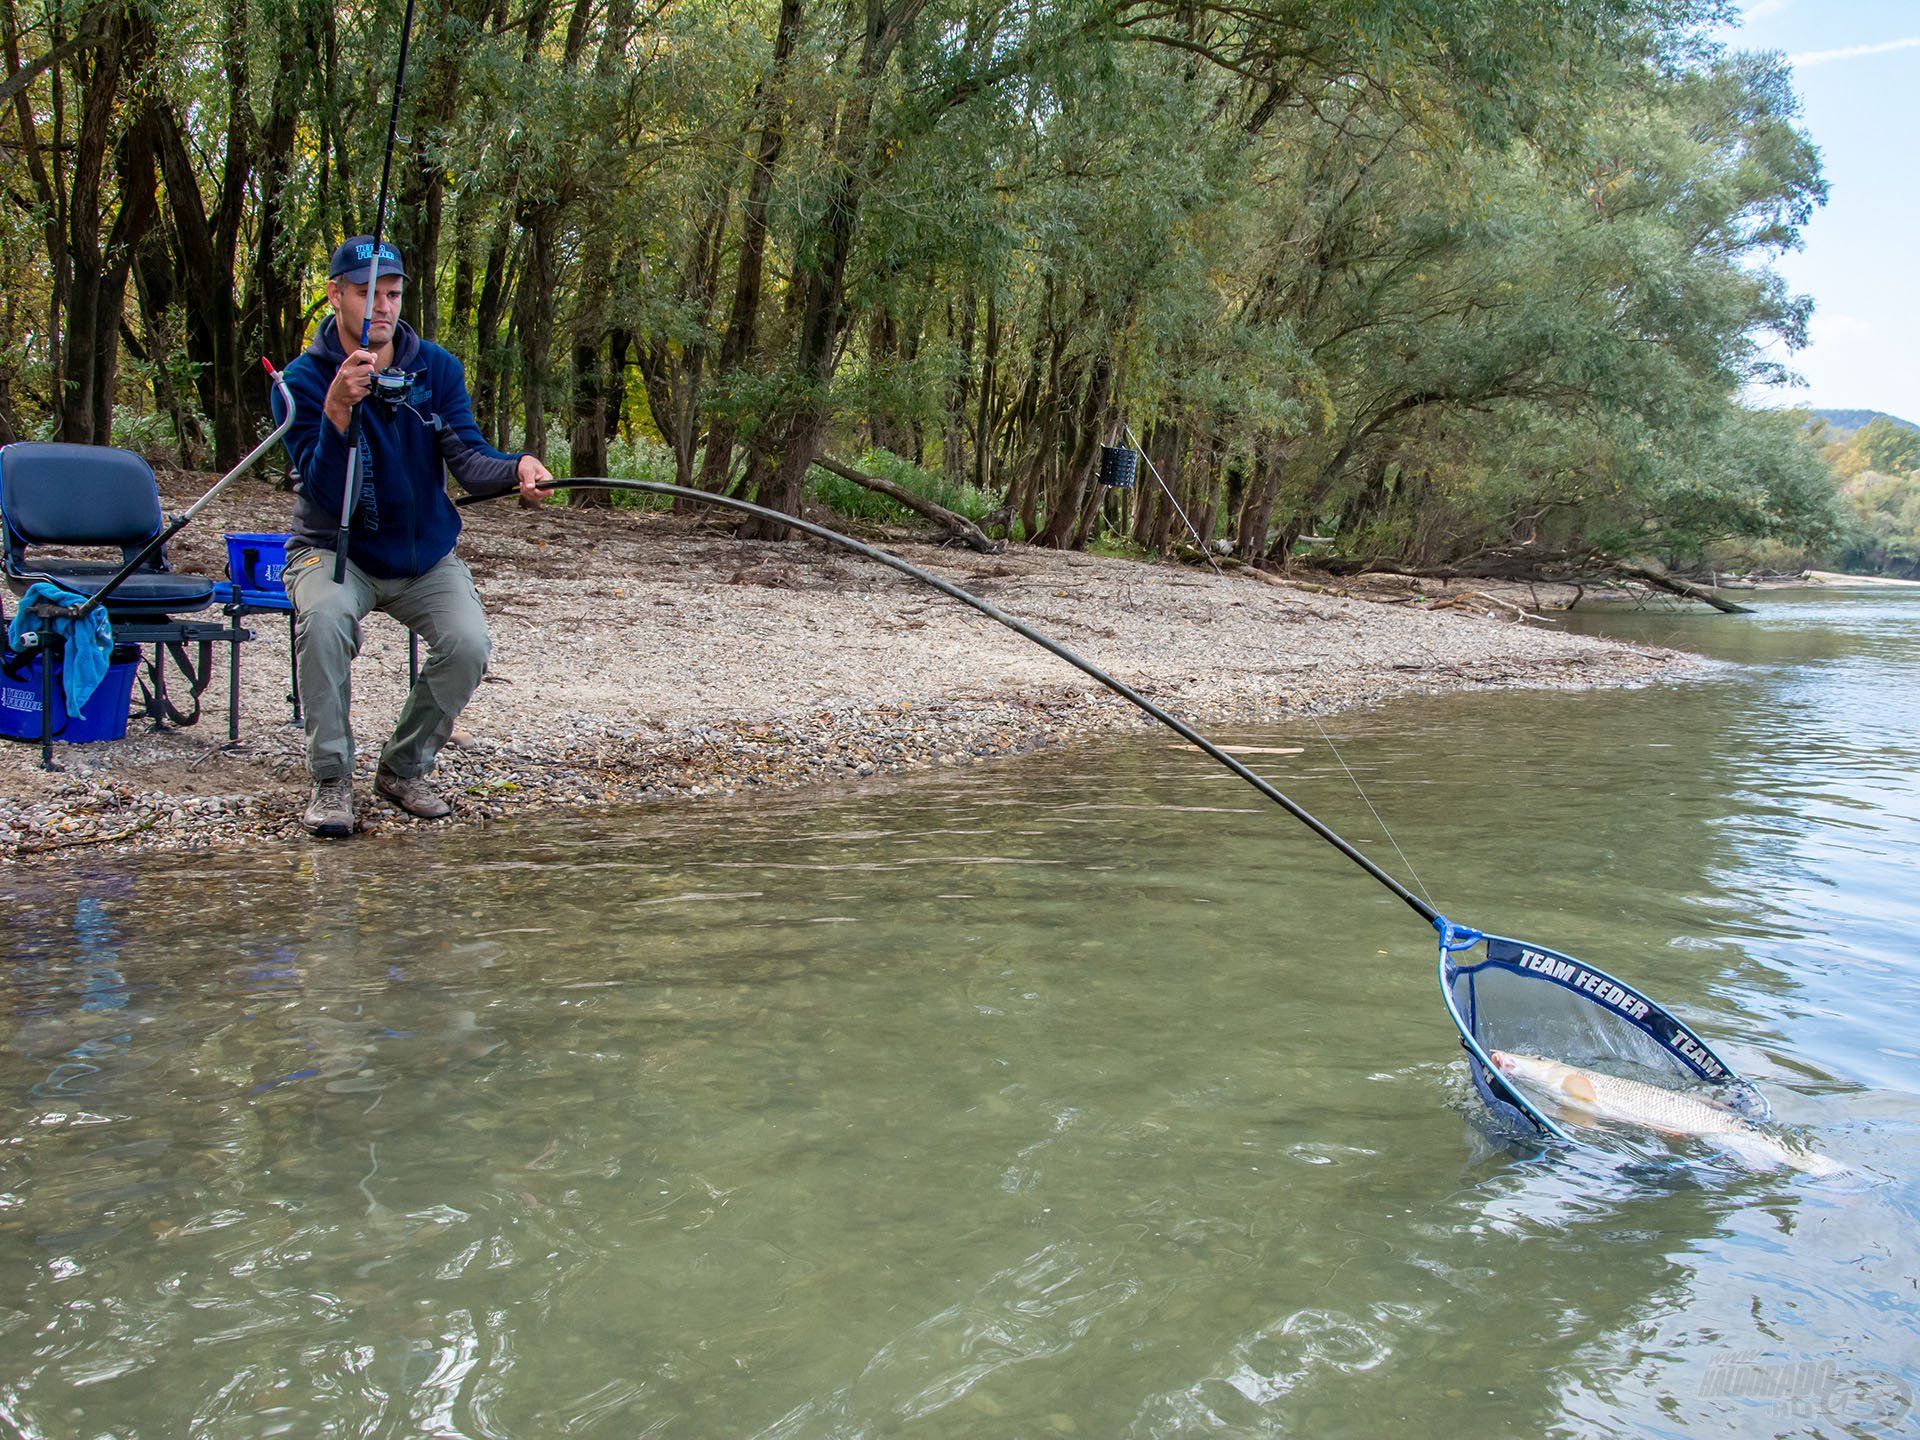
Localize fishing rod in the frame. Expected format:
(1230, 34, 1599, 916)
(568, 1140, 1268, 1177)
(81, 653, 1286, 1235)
(29, 363, 298, 625)
(458, 477, 1440, 928)
(333, 0, 420, 585)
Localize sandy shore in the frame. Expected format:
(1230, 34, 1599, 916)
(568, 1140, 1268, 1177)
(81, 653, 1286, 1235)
(1, 474, 1704, 861)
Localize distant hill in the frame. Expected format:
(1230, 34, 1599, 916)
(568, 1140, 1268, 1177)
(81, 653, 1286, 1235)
(1807, 409, 1920, 440)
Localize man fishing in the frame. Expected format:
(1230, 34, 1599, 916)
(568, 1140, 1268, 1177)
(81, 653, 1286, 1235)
(273, 236, 553, 838)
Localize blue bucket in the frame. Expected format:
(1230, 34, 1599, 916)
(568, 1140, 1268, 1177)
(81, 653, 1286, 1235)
(224, 533, 291, 596)
(0, 644, 140, 743)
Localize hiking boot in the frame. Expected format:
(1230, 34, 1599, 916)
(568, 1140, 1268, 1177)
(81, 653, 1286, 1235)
(376, 767, 452, 820)
(302, 777, 355, 838)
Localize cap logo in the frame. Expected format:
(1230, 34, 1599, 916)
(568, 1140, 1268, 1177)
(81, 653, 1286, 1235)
(330, 235, 408, 279)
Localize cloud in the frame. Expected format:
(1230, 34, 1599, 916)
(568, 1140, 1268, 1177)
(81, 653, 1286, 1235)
(1742, 0, 1791, 21)
(1789, 35, 1920, 67)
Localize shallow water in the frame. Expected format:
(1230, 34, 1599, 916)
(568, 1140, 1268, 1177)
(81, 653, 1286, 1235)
(2, 589, 1916, 1438)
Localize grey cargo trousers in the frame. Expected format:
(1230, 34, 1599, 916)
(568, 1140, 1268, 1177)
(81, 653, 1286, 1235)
(283, 545, 491, 784)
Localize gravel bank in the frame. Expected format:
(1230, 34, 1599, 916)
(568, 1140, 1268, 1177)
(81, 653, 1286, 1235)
(1, 476, 1704, 861)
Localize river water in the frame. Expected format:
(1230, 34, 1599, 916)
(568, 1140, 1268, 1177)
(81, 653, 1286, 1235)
(1, 590, 1915, 1438)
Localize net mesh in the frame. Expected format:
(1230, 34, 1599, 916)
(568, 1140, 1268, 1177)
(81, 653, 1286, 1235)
(1438, 929, 1767, 1142)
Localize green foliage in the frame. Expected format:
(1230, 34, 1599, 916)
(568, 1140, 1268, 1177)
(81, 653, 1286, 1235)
(1832, 467, 1920, 578)
(805, 449, 998, 526)
(1800, 416, 1920, 574)
(550, 435, 681, 510)
(0, 0, 1842, 574)
(1848, 418, 1920, 478)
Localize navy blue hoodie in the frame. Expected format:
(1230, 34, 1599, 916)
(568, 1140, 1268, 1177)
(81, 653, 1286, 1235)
(275, 320, 522, 579)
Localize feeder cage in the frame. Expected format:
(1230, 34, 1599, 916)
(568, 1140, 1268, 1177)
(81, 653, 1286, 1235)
(1098, 445, 1137, 490)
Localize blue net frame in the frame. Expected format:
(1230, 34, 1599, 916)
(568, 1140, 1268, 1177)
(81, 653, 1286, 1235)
(1433, 919, 1768, 1143)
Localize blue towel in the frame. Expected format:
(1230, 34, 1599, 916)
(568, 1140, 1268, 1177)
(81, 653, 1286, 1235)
(6, 581, 116, 716)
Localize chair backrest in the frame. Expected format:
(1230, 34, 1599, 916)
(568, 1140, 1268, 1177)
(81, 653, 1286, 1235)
(1, 444, 163, 568)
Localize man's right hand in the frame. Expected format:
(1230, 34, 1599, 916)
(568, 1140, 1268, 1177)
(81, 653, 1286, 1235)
(324, 348, 380, 434)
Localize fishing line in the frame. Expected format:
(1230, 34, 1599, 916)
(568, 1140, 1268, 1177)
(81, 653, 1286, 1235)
(1304, 713, 1436, 911)
(1122, 424, 1222, 578)
(1115, 424, 1432, 900)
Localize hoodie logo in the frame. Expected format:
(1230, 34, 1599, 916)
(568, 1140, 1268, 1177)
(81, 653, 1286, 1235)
(354, 434, 381, 532)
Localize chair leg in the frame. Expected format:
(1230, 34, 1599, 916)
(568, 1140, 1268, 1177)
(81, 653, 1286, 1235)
(287, 612, 302, 726)
(228, 626, 241, 742)
(38, 634, 56, 771)
(135, 644, 164, 729)
(409, 629, 420, 688)
(136, 643, 206, 729)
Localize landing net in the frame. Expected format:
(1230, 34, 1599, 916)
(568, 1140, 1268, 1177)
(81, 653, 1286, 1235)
(1436, 922, 1768, 1142)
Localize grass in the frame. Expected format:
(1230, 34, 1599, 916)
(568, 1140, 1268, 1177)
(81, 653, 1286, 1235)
(804, 449, 999, 528)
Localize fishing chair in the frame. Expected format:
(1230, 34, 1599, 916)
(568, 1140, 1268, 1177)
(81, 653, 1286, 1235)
(1, 441, 253, 766)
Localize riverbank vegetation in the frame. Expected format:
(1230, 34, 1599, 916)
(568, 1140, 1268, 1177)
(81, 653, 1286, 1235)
(1818, 415, 1920, 579)
(0, 0, 1841, 573)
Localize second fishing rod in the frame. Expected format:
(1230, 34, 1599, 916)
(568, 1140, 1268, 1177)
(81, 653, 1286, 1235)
(332, 0, 421, 585)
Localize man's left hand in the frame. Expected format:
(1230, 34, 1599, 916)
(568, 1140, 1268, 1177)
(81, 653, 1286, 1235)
(517, 455, 555, 508)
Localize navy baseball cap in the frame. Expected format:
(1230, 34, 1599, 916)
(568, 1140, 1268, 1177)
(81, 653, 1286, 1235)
(328, 235, 408, 284)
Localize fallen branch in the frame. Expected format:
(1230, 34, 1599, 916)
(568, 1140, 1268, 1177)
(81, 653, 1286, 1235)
(1452, 589, 1559, 624)
(1614, 563, 1753, 614)
(19, 817, 159, 855)
(814, 455, 1001, 554)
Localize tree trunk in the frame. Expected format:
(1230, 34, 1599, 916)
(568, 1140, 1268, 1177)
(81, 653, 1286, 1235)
(1615, 562, 1754, 614)
(568, 330, 610, 494)
(974, 288, 998, 493)
(131, 231, 206, 467)
(148, 0, 256, 464)
(5, 0, 68, 422)
(1234, 435, 1287, 564)
(739, 0, 935, 540)
(942, 289, 974, 484)
(50, 3, 157, 445)
(474, 205, 514, 442)
(250, 10, 310, 369)
(398, 0, 496, 339)
(515, 205, 556, 458)
(450, 193, 477, 342)
(1034, 346, 1110, 548)
(739, 139, 870, 537)
(697, 0, 804, 495)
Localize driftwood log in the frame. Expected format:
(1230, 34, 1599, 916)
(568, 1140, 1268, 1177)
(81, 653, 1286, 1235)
(815, 455, 1002, 554)
(1308, 552, 1754, 615)
(1614, 563, 1753, 614)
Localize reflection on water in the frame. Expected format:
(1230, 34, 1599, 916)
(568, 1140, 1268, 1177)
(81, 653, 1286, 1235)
(1, 590, 1916, 1437)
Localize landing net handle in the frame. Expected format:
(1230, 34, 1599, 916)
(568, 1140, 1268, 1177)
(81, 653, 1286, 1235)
(457, 477, 1441, 926)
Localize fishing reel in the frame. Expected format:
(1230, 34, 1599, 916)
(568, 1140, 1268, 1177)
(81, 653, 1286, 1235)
(371, 367, 424, 409)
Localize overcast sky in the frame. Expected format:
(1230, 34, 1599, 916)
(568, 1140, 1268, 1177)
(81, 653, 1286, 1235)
(1726, 0, 1919, 422)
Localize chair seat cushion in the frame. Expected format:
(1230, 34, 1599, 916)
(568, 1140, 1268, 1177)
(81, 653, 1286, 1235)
(14, 561, 216, 616)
